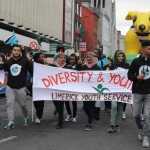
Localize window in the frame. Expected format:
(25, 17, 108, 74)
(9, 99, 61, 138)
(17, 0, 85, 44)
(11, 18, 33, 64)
(77, 3, 79, 15)
(102, 0, 105, 8)
(74, 3, 77, 14)
(80, 6, 82, 17)
(94, 0, 96, 7)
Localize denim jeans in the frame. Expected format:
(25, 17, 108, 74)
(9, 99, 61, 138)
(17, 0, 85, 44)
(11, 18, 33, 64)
(110, 101, 124, 126)
(133, 94, 150, 136)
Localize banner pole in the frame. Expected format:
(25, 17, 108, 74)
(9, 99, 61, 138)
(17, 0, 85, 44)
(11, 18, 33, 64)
(32, 100, 34, 122)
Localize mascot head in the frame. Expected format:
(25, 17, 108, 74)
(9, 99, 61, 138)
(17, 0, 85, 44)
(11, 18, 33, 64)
(125, 11, 150, 33)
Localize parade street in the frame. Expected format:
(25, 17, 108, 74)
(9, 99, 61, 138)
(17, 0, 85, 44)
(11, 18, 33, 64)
(0, 97, 144, 150)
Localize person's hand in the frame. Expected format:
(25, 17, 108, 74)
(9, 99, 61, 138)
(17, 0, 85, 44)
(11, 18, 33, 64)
(20, 45, 25, 50)
(137, 74, 145, 80)
(78, 59, 82, 64)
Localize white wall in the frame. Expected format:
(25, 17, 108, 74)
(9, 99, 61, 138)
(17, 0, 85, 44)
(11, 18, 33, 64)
(0, 0, 63, 40)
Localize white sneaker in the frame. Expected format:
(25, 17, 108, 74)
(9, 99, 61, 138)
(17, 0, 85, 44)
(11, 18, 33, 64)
(72, 117, 77, 123)
(122, 112, 126, 119)
(35, 118, 41, 124)
(142, 136, 149, 148)
(65, 115, 72, 121)
(138, 129, 144, 140)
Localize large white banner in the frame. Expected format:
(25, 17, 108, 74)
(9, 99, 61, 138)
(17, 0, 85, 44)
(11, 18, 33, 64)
(33, 63, 133, 104)
(0, 70, 4, 84)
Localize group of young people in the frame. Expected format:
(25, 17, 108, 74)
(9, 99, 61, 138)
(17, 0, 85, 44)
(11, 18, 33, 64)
(1, 40, 150, 148)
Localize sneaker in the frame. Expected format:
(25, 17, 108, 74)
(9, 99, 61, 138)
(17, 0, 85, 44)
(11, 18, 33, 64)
(35, 118, 41, 124)
(122, 112, 126, 119)
(23, 117, 29, 126)
(85, 124, 92, 131)
(65, 115, 72, 121)
(108, 125, 115, 133)
(138, 129, 144, 140)
(56, 123, 63, 129)
(142, 136, 149, 148)
(141, 114, 145, 121)
(115, 125, 120, 132)
(72, 117, 77, 123)
(4, 121, 14, 129)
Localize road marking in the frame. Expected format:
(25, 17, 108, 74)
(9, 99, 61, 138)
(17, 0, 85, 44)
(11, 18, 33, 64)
(0, 136, 17, 144)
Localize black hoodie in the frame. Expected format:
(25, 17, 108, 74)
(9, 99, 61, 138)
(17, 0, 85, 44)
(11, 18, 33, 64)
(111, 50, 129, 70)
(0, 57, 33, 89)
(128, 55, 150, 94)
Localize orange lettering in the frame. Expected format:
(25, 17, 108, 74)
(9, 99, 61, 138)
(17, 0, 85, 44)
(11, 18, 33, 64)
(51, 75, 58, 85)
(42, 78, 50, 88)
(87, 72, 93, 82)
(70, 72, 77, 82)
(80, 72, 86, 82)
(58, 72, 65, 84)
(64, 72, 71, 83)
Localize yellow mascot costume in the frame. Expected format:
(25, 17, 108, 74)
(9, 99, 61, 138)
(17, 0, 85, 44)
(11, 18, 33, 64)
(125, 11, 150, 56)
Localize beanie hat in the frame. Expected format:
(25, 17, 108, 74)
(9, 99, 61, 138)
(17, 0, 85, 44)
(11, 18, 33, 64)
(107, 56, 114, 62)
(87, 52, 97, 57)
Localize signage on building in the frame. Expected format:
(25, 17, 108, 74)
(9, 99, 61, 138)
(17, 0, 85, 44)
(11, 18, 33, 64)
(79, 42, 86, 51)
(30, 42, 38, 50)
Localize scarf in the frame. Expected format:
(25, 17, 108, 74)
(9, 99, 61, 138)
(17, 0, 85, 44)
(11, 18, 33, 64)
(54, 52, 66, 68)
(84, 52, 98, 68)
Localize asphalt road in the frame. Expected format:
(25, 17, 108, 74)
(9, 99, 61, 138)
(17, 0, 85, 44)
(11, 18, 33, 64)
(0, 97, 145, 150)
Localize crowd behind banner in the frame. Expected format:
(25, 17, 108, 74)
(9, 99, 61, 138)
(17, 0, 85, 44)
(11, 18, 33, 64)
(1, 41, 150, 148)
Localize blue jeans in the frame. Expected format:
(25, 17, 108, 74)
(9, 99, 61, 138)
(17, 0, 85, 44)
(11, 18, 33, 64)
(133, 94, 150, 136)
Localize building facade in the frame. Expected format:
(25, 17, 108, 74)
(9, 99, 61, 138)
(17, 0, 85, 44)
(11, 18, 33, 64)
(74, 0, 82, 52)
(0, 0, 74, 55)
(82, 6, 99, 51)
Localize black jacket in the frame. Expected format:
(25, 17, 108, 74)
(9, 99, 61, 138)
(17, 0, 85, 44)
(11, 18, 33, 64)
(128, 56, 150, 94)
(77, 64, 100, 71)
(50, 64, 68, 69)
(111, 62, 130, 70)
(0, 57, 33, 89)
(68, 64, 77, 70)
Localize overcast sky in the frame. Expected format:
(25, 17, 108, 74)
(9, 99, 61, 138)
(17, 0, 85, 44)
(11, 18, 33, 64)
(115, 0, 150, 35)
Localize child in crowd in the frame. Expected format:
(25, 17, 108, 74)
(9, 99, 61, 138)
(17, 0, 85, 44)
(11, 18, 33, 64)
(108, 50, 129, 133)
(77, 52, 100, 130)
(65, 53, 78, 122)
(103, 56, 114, 112)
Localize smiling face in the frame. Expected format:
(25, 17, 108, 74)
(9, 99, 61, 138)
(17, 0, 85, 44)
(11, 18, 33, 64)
(70, 56, 76, 66)
(87, 55, 92, 64)
(59, 56, 66, 64)
(118, 54, 124, 63)
(133, 12, 150, 33)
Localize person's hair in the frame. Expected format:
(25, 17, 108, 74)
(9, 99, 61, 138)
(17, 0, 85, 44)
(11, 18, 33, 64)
(94, 48, 101, 60)
(12, 45, 21, 51)
(33, 53, 43, 63)
(69, 53, 78, 64)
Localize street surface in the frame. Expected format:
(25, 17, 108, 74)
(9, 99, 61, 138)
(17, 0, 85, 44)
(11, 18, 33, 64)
(0, 97, 144, 150)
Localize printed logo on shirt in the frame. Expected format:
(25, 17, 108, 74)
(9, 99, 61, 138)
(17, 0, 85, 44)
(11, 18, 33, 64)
(115, 67, 125, 70)
(10, 64, 22, 76)
(139, 65, 150, 80)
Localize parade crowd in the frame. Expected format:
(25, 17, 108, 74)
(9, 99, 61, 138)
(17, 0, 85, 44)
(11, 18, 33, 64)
(1, 40, 150, 148)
